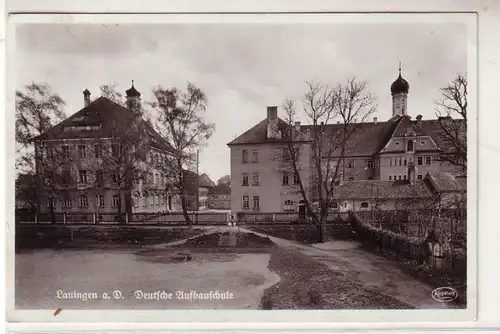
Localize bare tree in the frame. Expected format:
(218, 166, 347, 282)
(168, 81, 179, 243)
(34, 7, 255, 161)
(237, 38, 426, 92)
(16, 82, 66, 173)
(435, 74, 467, 173)
(149, 83, 215, 224)
(97, 117, 147, 222)
(277, 78, 376, 242)
(99, 82, 125, 106)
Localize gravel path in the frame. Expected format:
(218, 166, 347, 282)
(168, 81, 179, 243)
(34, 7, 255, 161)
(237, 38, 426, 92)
(239, 227, 452, 309)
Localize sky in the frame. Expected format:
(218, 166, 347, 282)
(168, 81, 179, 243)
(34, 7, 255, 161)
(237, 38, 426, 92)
(15, 21, 468, 182)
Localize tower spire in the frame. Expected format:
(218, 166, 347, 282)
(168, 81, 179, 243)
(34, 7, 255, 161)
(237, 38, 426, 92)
(398, 61, 401, 76)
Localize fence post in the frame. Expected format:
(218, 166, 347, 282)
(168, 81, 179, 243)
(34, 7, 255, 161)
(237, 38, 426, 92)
(35, 212, 38, 224)
(63, 212, 67, 224)
(272, 212, 276, 223)
(126, 212, 129, 224)
(93, 212, 97, 224)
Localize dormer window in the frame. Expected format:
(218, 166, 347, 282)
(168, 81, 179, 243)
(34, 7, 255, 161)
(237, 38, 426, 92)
(395, 141, 400, 145)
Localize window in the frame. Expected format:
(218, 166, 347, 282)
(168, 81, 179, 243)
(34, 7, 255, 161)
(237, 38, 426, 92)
(94, 145, 102, 158)
(112, 173, 119, 183)
(62, 145, 70, 159)
(407, 140, 414, 152)
(252, 196, 260, 208)
(367, 160, 373, 168)
(62, 196, 72, 208)
(389, 175, 392, 180)
(360, 202, 369, 208)
(395, 141, 400, 145)
(282, 172, 289, 185)
(426, 156, 431, 165)
(293, 173, 300, 185)
(329, 202, 338, 209)
(242, 150, 248, 163)
(96, 194, 104, 208)
(252, 150, 259, 163)
(417, 174, 423, 180)
(142, 192, 148, 207)
(404, 175, 407, 180)
(111, 144, 120, 157)
(284, 200, 294, 206)
(46, 197, 56, 208)
(160, 196, 165, 205)
(78, 170, 87, 183)
(112, 194, 120, 208)
(95, 170, 103, 185)
(150, 195, 154, 206)
(398, 157, 402, 166)
(404, 158, 407, 166)
(347, 161, 354, 168)
(348, 177, 355, 181)
(79, 195, 89, 208)
(398, 175, 402, 180)
(242, 195, 249, 209)
(78, 145, 86, 159)
(417, 157, 423, 165)
(389, 158, 392, 166)
(420, 141, 426, 145)
(154, 173, 158, 185)
(252, 173, 259, 186)
(242, 173, 249, 186)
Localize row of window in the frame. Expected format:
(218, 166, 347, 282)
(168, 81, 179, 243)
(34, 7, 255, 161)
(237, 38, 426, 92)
(388, 174, 423, 181)
(242, 149, 259, 163)
(56, 170, 167, 185)
(389, 156, 432, 167)
(242, 195, 260, 209)
(48, 194, 121, 209)
(44, 144, 122, 160)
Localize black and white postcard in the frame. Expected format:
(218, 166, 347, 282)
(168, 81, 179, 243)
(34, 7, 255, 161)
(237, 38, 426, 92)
(5, 12, 478, 325)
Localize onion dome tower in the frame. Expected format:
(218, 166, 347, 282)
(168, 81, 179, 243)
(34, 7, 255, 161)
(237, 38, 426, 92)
(390, 62, 409, 117)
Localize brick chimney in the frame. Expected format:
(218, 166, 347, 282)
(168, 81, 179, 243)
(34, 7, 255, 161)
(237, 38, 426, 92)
(373, 117, 378, 124)
(408, 161, 416, 184)
(266, 106, 280, 139)
(295, 121, 301, 132)
(83, 89, 91, 107)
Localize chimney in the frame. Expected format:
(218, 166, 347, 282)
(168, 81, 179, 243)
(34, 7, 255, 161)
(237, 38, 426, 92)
(267, 106, 278, 121)
(294, 121, 301, 132)
(373, 117, 378, 124)
(416, 114, 422, 126)
(408, 161, 416, 185)
(83, 89, 91, 107)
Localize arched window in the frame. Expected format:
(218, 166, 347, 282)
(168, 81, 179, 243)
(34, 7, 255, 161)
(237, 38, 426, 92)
(407, 140, 414, 152)
(360, 202, 369, 209)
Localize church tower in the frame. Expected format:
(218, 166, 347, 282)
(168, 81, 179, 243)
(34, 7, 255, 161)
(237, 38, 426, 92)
(125, 80, 142, 114)
(390, 63, 409, 118)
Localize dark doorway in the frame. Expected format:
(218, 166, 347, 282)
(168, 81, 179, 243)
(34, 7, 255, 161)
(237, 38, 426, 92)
(298, 200, 306, 220)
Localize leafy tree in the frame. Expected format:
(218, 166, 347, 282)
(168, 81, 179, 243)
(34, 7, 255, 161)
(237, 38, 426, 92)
(15, 82, 66, 173)
(217, 174, 231, 187)
(149, 83, 215, 224)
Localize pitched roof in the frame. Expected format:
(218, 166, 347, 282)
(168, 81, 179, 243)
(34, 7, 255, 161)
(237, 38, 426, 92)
(229, 114, 464, 157)
(199, 173, 216, 188)
(332, 179, 433, 200)
(426, 173, 464, 193)
(34, 97, 171, 151)
(227, 118, 311, 146)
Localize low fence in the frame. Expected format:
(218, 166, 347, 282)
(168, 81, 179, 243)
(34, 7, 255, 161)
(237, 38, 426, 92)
(15, 209, 228, 226)
(236, 211, 343, 224)
(349, 212, 466, 302)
